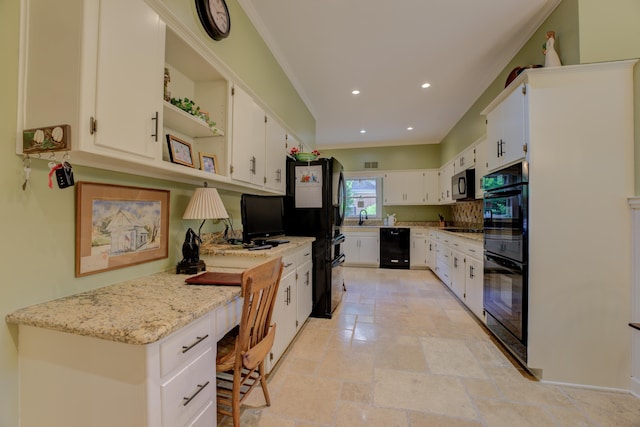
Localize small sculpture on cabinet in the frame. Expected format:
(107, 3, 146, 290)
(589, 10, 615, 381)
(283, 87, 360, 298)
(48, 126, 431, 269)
(543, 31, 562, 67)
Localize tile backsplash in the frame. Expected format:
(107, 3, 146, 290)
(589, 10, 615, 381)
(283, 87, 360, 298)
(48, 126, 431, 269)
(450, 200, 483, 229)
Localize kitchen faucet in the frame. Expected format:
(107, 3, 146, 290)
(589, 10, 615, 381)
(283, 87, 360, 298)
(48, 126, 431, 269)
(358, 209, 368, 226)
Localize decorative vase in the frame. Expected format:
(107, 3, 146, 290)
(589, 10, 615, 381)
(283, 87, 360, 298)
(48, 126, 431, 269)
(294, 153, 317, 161)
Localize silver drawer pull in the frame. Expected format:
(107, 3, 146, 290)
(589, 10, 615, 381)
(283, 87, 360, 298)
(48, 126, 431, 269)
(181, 334, 209, 354)
(304, 252, 311, 257)
(183, 381, 210, 406)
(469, 248, 476, 252)
(284, 262, 294, 268)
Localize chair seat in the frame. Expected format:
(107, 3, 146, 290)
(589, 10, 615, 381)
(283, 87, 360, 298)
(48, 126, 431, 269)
(217, 325, 239, 371)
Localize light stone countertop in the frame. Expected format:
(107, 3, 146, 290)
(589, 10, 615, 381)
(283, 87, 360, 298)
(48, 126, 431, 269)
(201, 235, 315, 257)
(342, 225, 484, 243)
(6, 236, 316, 345)
(5, 270, 244, 345)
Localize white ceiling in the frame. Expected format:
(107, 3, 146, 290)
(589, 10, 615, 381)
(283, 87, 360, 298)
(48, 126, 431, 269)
(238, 0, 561, 149)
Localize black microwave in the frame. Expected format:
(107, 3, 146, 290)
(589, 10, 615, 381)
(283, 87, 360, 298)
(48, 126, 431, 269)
(451, 169, 475, 201)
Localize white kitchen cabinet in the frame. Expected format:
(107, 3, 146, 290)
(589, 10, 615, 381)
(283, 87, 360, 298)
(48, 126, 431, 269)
(410, 229, 428, 269)
(438, 161, 455, 204)
(478, 61, 636, 387)
(484, 83, 526, 172)
(453, 144, 476, 174)
(21, 0, 166, 162)
(269, 263, 297, 372)
(266, 243, 313, 372)
(297, 257, 313, 324)
(264, 115, 287, 193)
(383, 171, 425, 205)
(16, 301, 245, 427)
(426, 233, 437, 271)
(474, 136, 488, 199)
(344, 230, 379, 267)
(422, 170, 439, 204)
(465, 256, 484, 321)
(231, 85, 266, 185)
(449, 247, 466, 300)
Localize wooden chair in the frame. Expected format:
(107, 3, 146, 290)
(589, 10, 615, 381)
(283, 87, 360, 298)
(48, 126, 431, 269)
(216, 256, 283, 426)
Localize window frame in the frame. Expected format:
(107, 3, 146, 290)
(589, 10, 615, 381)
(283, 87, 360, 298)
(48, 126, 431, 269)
(344, 172, 384, 219)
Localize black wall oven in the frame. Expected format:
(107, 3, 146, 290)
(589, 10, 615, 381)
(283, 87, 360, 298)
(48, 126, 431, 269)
(483, 162, 529, 364)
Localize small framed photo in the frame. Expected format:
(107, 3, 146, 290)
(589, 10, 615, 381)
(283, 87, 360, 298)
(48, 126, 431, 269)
(199, 152, 218, 174)
(166, 134, 195, 167)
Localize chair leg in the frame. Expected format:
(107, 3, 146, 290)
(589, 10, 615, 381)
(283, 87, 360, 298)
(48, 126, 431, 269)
(259, 362, 271, 406)
(232, 370, 241, 427)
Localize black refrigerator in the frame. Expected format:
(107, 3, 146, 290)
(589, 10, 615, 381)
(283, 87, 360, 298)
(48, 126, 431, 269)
(284, 157, 346, 318)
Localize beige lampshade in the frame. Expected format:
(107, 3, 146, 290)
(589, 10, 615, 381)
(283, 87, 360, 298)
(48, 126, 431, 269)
(183, 185, 229, 220)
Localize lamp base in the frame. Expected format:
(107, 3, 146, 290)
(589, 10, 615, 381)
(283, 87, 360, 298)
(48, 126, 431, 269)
(176, 259, 206, 275)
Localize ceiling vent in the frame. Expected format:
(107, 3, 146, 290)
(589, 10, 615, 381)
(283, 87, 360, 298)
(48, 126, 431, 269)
(364, 161, 378, 169)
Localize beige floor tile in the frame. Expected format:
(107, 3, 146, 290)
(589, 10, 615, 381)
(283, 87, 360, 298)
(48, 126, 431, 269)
(562, 387, 640, 426)
(408, 411, 484, 427)
(267, 373, 341, 424)
(335, 401, 408, 427)
(224, 267, 639, 426)
(474, 398, 559, 427)
(421, 336, 488, 379)
(341, 382, 373, 404)
(374, 341, 427, 372)
(317, 347, 375, 382)
(374, 368, 479, 420)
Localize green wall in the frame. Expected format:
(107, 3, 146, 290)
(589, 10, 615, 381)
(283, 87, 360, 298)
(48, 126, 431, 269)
(0, 1, 310, 425)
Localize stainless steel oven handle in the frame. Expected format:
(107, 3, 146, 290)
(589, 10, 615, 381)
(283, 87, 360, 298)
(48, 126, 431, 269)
(332, 253, 346, 268)
(332, 234, 346, 245)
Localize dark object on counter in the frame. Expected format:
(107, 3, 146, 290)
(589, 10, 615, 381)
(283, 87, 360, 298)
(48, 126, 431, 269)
(380, 227, 410, 269)
(284, 157, 346, 318)
(505, 65, 543, 87)
(177, 228, 206, 274)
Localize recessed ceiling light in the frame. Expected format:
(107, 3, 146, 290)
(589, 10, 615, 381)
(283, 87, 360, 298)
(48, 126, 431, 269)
(360, 129, 366, 134)
(352, 90, 360, 95)
(407, 126, 414, 131)
(421, 82, 431, 89)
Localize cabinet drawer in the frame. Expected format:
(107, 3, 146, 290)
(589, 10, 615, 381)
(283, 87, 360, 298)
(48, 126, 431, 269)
(160, 314, 213, 377)
(295, 245, 313, 266)
(463, 242, 483, 260)
(187, 400, 216, 427)
(282, 252, 297, 277)
(162, 347, 215, 427)
(214, 296, 243, 340)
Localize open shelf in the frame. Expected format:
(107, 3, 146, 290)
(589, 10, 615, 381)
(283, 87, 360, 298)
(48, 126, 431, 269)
(163, 101, 224, 138)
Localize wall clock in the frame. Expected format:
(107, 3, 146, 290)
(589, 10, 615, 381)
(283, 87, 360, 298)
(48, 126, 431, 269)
(195, 0, 231, 41)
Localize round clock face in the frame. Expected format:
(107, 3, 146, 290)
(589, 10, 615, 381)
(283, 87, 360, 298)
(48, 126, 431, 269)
(196, 0, 231, 41)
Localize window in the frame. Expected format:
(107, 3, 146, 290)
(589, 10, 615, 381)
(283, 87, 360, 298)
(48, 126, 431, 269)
(345, 176, 382, 218)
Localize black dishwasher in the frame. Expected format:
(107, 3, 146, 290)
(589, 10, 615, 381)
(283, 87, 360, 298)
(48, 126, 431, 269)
(380, 227, 410, 269)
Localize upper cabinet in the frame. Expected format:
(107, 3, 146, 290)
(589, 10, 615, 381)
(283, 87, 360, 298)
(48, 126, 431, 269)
(483, 83, 527, 172)
(474, 136, 488, 199)
(18, 0, 294, 194)
(264, 116, 287, 193)
(21, 0, 166, 162)
(383, 171, 425, 205)
(230, 85, 266, 186)
(438, 161, 454, 204)
(452, 144, 476, 174)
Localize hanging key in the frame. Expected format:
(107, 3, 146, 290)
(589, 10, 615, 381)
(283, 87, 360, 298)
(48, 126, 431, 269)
(22, 157, 31, 191)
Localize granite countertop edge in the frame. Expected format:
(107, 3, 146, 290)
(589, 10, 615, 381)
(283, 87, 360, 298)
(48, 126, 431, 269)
(6, 236, 316, 345)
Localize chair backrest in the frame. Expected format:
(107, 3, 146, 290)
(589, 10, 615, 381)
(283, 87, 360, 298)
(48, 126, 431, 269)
(237, 256, 283, 370)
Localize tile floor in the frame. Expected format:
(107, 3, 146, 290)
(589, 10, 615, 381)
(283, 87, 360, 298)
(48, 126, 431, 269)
(218, 267, 640, 426)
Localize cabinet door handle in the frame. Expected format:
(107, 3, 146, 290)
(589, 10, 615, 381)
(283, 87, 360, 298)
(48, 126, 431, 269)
(90, 116, 97, 135)
(183, 381, 210, 406)
(250, 156, 256, 174)
(181, 334, 209, 354)
(151, 111, 159, 141)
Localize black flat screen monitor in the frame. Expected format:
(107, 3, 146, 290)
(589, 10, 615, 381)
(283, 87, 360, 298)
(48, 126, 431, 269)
(241, 194, 285, 244)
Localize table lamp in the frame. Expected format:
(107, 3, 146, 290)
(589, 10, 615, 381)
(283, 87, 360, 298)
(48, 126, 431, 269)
(177, 182, 229, 274)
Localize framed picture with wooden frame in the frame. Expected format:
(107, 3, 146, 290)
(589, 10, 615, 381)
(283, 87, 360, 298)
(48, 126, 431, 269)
(166, 134, 195, 167)
(75, 182, 170, 277)
(199, 152, 218, 174)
